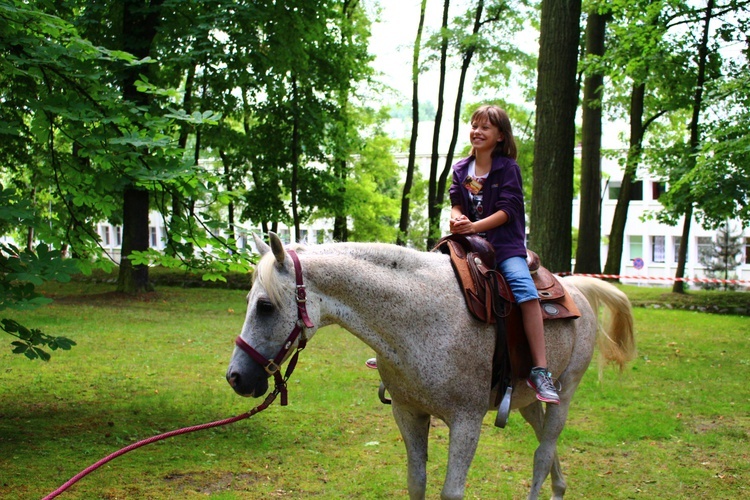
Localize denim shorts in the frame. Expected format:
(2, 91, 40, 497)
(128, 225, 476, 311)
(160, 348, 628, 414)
(497, 255, 539, 304)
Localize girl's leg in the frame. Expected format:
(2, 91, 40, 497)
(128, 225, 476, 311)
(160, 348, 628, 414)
(497, 256, 560, 405)
(520, 299, 546, 368)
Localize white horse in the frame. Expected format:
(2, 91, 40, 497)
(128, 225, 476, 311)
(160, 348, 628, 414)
(227, 233, 636, 500)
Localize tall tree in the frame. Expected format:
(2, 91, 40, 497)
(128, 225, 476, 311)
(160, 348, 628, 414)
(529, 0, 582, 272)
(669, 0, 714, 293)
(685, 68, 750, 228)
(601, 0, 749, 283)
(601, 0, 688, 279)
(435, 0, 495, 240)
(330, 0, 375, 243)
(603, 82, 648, 278)
(422, 0, 528, 247)
(699, 223, 744, 291)
(115, 0, 165, 293)
(397, 0, 427, 246)
(426, 0, 451, 247)
(0, 0, 161, 355)
(575, 3, 610, 274)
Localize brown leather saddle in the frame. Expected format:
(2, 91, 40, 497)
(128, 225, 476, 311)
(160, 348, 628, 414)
(434, 234, 581, 385)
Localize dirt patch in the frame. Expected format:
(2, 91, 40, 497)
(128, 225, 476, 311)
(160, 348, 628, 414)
(163, 470, 264, 495)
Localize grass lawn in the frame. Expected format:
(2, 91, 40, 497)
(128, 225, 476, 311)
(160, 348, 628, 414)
(1, 280, 748, 499)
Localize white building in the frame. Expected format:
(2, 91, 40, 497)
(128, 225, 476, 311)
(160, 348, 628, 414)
(578, 152, 750, 286)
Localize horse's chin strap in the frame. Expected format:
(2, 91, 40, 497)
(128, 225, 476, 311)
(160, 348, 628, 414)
(234, 249, 313, 406)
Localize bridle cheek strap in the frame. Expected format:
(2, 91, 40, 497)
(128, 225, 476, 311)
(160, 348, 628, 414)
(234, 249, 312, 406)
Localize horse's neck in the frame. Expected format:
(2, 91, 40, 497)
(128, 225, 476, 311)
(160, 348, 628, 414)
(305, 245, 451, 351)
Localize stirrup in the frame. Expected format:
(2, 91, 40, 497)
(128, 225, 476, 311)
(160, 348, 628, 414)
(378, 381, 391, 405)
(494, 386, 512, 428)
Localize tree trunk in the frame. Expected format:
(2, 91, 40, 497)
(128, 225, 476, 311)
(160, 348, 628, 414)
(333, 198, 348, 242)
(117, 187, 152, 293)
(529, 0, 582, 272)
(116, 0, 164, 293)
(332, 157, 349, 242)
(603, 83, 645, 278)
(290, 77, 301, 242)
(333, 3, 357, 243)
(575, 8, 609, 274)
(672, 0, 714, 293)
(220, 148, 235, 240)
(437, 0, 485, 222)
(426, 0, 450, 249)
(397, 0, 427, 246)
(26, 186, 36, 252)
(166, 64, 197, 257)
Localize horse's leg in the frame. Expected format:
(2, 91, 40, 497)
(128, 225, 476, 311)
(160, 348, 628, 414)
(391, 402, 431, 500)
(441, 415, 483, 500)
(519, 402, 568, 500)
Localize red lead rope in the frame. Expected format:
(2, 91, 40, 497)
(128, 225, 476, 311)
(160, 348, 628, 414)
(44, 248, 313, 498)
(44, 338, 308, 499)
(42, 390, 278, 500)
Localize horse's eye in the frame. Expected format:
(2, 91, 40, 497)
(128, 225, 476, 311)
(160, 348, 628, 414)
(257, 299, 274, 315)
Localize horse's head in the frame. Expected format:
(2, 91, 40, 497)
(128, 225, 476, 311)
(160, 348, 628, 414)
(226, 232, 318, 398)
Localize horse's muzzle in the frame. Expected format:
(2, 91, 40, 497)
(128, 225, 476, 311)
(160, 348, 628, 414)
(226, 365, 269, 398)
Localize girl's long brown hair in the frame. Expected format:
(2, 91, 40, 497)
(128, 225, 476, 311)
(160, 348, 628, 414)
(470, 105, 518, 160)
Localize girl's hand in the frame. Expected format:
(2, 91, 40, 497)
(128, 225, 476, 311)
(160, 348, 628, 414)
(450, 215, 473, 234)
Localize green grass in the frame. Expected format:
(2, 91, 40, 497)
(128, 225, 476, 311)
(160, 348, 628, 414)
(618, 283, 750, 313)
(1, 282, 748, 499)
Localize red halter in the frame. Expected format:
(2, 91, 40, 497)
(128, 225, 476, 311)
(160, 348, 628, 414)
(234, 249, 314, 405)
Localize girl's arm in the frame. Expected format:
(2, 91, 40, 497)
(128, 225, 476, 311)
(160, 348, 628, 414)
(451, 208, 508, 235)
(449, 205, 466, 233)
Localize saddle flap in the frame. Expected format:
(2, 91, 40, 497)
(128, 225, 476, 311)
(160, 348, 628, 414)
(531, 267, 565, 301)
(436, 236, 496, 324)
(435, 234, 496, 269)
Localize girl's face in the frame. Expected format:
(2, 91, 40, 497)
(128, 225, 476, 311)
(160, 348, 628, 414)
(470, 117, 503, 155)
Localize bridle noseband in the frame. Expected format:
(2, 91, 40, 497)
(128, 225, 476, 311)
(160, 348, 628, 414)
(234, 249, 314, 405)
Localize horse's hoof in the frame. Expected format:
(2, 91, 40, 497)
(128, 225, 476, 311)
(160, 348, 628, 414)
(495, 386, 512, 428)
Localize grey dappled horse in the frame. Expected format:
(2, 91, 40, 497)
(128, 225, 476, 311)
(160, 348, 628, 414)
(227, 233, 636, 500)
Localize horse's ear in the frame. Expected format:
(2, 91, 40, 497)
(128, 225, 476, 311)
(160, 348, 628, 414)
(268, 231, 287, 266)
(253, 233, 271, 256)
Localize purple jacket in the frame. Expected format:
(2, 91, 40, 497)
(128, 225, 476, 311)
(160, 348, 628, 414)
(448, 155, 528, 263)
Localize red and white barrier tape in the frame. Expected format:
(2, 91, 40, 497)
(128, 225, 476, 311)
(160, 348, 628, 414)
(555, 272, 750, 286)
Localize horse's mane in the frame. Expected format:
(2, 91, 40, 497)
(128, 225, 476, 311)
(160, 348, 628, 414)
(254, 242, 433, 309)
(254, 250, 295, 309)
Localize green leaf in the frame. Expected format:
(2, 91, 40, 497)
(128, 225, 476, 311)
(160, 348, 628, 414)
(11, 343, 28, 354)
(2, 319, 21, 334)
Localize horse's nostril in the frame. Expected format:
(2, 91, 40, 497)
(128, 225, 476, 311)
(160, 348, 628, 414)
(227, 373, 240, 388)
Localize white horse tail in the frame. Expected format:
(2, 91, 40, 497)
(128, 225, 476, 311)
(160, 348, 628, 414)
(563, 276, 637, 372)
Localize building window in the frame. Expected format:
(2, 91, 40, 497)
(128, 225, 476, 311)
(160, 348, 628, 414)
(608, 181, 620, 200)
(745, 237, 750, 264)
(629, 235, 643, 260)
(652, 181, 666, 200)
(101, 225, 110, 246)
(651, 235, 665, 263)
(150, 226, 158, 247)
(299, 229, 308, 243)
(631, 181, 643, 201)
(672, 236, 687, 263)
(608, 180, 643, 201)
(697, 236, 712, 263)
(115, 226, 122, 246)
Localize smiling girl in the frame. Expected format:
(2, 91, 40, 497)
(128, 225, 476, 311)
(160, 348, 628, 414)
(448, 104, 559, 404)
